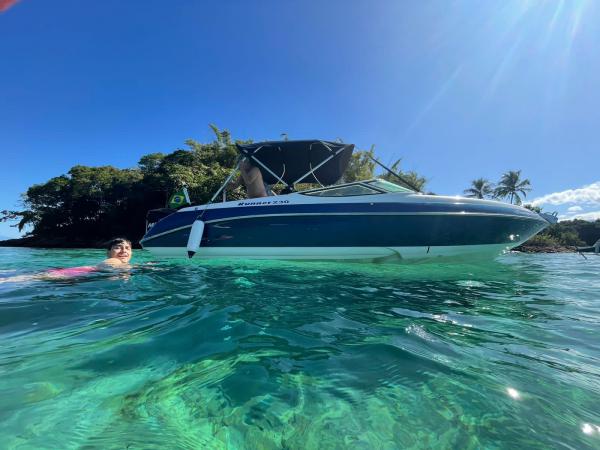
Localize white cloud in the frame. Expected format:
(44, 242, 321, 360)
(558, 210, 600, 222)
(567, 205, 583, 213)
(530, 181, 600, 207)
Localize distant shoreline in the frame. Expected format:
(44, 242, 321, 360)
(514, 244, 574, 253)
(0, 237, 142, 249)
(0, 237, 574, 253)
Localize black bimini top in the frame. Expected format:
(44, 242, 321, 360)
(236, 140, 354, 186)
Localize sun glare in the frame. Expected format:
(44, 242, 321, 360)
(401, 0, 594, 136)
(506, 387, 521, 399)
(486, 0, 591, 97)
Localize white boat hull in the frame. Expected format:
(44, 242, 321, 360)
(144, 243, 514, 262)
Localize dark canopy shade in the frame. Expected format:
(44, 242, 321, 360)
(236, 140, 354, 186)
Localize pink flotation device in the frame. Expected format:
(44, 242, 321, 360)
(46, 266, 97, 277)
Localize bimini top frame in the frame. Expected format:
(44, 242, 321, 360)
(236, 140, 355, 190)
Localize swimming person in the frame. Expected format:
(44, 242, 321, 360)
(45, 237, 133, 277)
(0, 238, 133, 283)
(97, 237, 133, 268)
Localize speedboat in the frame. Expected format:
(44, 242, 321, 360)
(140, 140, 552, 261)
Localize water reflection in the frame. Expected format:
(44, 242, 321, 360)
(506, 387, 521, 399)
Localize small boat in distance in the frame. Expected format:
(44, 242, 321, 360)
(140, 140, 553, 262)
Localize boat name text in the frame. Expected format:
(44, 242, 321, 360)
(237, 200, 291, 206)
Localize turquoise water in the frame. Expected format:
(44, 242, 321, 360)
(0, 248, 599, 449)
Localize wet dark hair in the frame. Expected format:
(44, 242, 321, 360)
(106, 237, 132, 250)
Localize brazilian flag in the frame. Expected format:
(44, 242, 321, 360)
(168, 187, 191, 209)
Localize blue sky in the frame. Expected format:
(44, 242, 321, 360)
(1, 0, 599, 238)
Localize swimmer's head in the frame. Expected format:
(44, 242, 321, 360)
(106, 238, 132, 263)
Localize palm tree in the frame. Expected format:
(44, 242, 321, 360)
(494, 170, 531, 205)
(464, 178, 494, 199)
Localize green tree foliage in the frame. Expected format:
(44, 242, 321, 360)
(10, 166, 146, 242)
(342, 148, 376, 183)
(523, 204, 542, 213)
(138, 153, 165, 174)
(1, 126, 251, 245)
(523, 233, 561, 248)
(464, 178, 494, 199)
(379, 159, 427, 192)
(521, 219, 600, 249)
(343, 150, 427, 192)
(494, 170, 531, 205)
(547, 219, 600, 246)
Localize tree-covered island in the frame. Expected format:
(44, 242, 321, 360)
(1, 128, 598, 252)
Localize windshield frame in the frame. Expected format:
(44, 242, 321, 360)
(365, 178, 414, 193)
(299, 181, 387, 197)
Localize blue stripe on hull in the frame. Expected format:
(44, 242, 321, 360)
(143, 201, 543, 240)
(142, 214, 547, 248)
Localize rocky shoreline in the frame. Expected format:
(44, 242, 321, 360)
(514, 244, 575, 253)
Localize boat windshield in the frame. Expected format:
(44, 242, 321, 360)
(301, 183, 382, 197)
(366, 179, 414, 193)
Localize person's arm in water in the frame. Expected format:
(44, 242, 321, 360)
(98, 258, 127, 268)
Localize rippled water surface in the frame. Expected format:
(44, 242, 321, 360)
(0, 247, 599, 449)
